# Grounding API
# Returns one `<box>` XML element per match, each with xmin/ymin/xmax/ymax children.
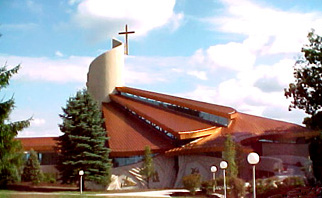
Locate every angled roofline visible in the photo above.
<box><xmin>116</xmin><ymin>87</ymin><xmax>237</xmax><ymax>119</ymax></box>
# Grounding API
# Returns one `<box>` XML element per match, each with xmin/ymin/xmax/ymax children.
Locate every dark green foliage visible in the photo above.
<box><xmin>284</xmin><ymin>30</ymin><xmax>322</xmax><ymax>130</ymax></box>
<box><xmin>223</xmin><ymin>134</ymin><xmax>238</xmax><ymax>177</ymax></box>
<box><xmin>201</xmin><ymin>180</ymin><xmax>216</xmax><ymax>195</ymax></box>
<box><xmin>249</xmin><ymin>176</ymin><xmax>305</xmax><ymax>195</ymax></box>
<box><xmin>182</xmin><ymin>173</ymin><xmax>201</xmax><ymax>195</ymax></box>
<box><xmin>309</xmin><ymin>133</ymin><xmax>322</xmax><ymax>183</ymax></box>
<box><xmin>214</xmin><ymin>176</ymin><xmax>245</xmax><ymax>197</ymax></box>
<box><xmin>57</xmin><ymin>89</ymin><xmax>111</xmax><ymax>186</ymax></box>
<box><xmin>140</xmin><ymin>146</ymin><xmax>154</xmax><ymax>188</ymax></box>
<box><xmin>0</xmin><ymin>65</ymin><xmax>30</xmax><ymax>188</ymax></box>
<box><xmin>303</xmin><ymin>111</ymin><xmax>322</xmax><ymax>130</ymax></box>
<box><xmin>42</xmin><ymin>173</ymin><xmax>57</xmax><ymax>184</ymax></box>
<box><xmin>284</xmin><ymin>30</ymin><xmax>322</xmax><ymax>183</ymax></box>
<box><xmin>22</xmin><ymin>149</ymin><xmax>43</xmax><ymax>184</ymax></box>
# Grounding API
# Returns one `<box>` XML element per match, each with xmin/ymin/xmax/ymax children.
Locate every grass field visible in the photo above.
<box><xmin>0</xmin><ymin>190</ymin><xmax>193</xmax><ymax>198</ymax></box>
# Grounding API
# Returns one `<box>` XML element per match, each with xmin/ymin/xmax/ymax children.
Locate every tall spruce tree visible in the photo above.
<box><xmin>0</xmin><ymin>65</ymin><xmax>30</xmax><ymax>187</ymax></box>
<box><xmin>57</xmin><ymin>89</ymin><xmax>111</xmax><ymax>186</ymax></box>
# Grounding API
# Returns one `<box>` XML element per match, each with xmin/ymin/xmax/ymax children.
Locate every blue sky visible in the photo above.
<box><xmin>1</xmin><ymin>0</ymin><xmax>322</xmax><ymax>137</ymax></box>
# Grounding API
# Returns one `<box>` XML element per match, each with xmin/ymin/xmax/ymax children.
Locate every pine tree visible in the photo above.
<box><xmin>57</xmin><ymin>89</ymin><xmax>111</xmax><ymax>186</ymax></box>
<box><xmin>22</xmin><ymin>149</ymin><xmax>43</xmax><ymax>184</ymax></box>
<box><xmin>0</xmin><ymin>65</ymin><xmax>30</xmax><ymax>188</ymax></box>
<box><xmin>223</xmin><ymin>134</ymin><xmax>238</xmax><ymax>178</ymax></box>
<box><xmin>140</xmin><ymin>145</ymin><xmax>155</xmax><ymax>188</ymax></box>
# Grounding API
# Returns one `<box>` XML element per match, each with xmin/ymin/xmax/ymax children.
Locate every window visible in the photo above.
<box><xmin>120</xmin><ymin>91</ymin><xmax>229</xmax><ymax>127</ymax></box>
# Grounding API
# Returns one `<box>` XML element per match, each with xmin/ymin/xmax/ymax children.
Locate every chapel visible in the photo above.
<box><xmin>18</xmin><ymin>38</ymin><xmax>317</xmax><ymax>188</ymax></box>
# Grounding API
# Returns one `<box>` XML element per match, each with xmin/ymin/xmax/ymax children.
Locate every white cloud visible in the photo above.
<box><xmin>55</xmin><ymin>51</ymin><xmax>64</xmax><ymax>57</ymax></box>
<box><xmin>124</xmin><ymin>55</ymin><xmax>189</xmax><ymax>85</ymax></box>
<box><xmin>210</xmin><ymin>0</ymin><xmax>322</xmax><ymax>55</ymax></box>
<box><xmin>31</xmin><ymin>118</ymin><xmax>46</xmax><ymax>126</ymax></box>
<box><xmin>71</xmin><ymin>0</ymin><xmax>183</xmax><ymax>42</ymax></box>
<box><xmin>187</xmin><ymin>70</ymin><xmax>207</xmax><ymax>80</ymax></box>
<box><xmin>206</xmin><ymin>42</ymin><xmax>256</xmax><ymax>71</ymax></box>
<box><xmin>0</xmin><ymin>55</ymin><xmax>93</xmax><ymax>83</ymax></box>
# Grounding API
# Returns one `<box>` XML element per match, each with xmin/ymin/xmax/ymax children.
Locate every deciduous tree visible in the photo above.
<box><xmin>285</xmin><ymin>29</ymin><xmax>322</xmax><ymax>183</ymax></box>
<box><xmin>284</xmin><ymin>29</ymin><xmax>322</xmax><ymax>130</ymax></box>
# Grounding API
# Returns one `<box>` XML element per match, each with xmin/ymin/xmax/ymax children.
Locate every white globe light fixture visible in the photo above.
<box><xmin>79</xmin><ymin>170</ymin><xmax>84</xmax><ymax>176</ymax></box>
<box><xmin>220</xmin><ymin>161</ymin><xmax>228</xmax><ymax>198</ymax></box>
<box><xmin>79</xmin><ymin>170</ymin><xmax>84</xmax><ymax>194</ymax></box>
<box><xmin>220</xmin><ymin>161</ymin><xmax>228</xmax><ymax>169</ymax></box>
<box><xmin>247</xmin><ymin>152</ymin><xmax>260</xmax><ymax>198</ymax></box>
<box><xmin>210</xmin><ymin>165</ymin><xmax>217</xmax><ymax>193</ymax></box>
<box><xmin>211</xmin><ymin>165</ymin><xmax>217</xmax><ymax>173</ymax></box>
<box><xmin>247</xmin><ymin>152</ymin><xmax>260</xmax><ymax>165</ymax></box>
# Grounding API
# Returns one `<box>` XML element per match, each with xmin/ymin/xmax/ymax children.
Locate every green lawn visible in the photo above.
<box><xmin>0</xmin><ymin>190</ymin><xmax>189</xmax><ymax>198</ymax></box>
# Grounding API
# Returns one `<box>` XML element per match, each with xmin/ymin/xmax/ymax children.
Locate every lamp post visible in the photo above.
<box><xmin>79</xmin><ymin>170</ymin><xmax>84</xmax><ymax>194</ymax></box>
<box><xmin>247</xmin><ymin>152</ymin><xmax>260</xmax><ymax>198</ymax></box>
<box><xmin>220</xmin><ymin>161</ymin><xmax>228</xmax><ymax>198</ymax></box>
<box><xmin>210</xmin><ymin>165</ymin><xmax>217</xmax><ymax>193</ymax></box>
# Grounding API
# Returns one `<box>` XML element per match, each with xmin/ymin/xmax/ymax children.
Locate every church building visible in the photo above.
<box><xmin>18</xmin><ymin>38</ymin><xmax>317</xmax><ymax>189</ymax></box>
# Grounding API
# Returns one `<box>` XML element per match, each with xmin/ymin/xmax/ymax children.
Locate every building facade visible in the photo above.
<box><xmin>19</xmin><ymin>39</ymin><xmax>318</xmax><ymax>189</ymax></box>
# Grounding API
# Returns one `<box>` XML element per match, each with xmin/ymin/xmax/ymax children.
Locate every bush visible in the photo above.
<box><xmin>282</xmin><ymin>176</ymin><xmax>305</xmax><ymax>187</ymax></box>
<box><xmin>249</xmin><ymin>176</ymin><xmax>306</xmax><ymax>195</ymax></box>
<box><xmin>206</xmin><ymin>177</ymin><xmax>245</xmax><ymax>197</ymax></box>
<box><xmin>229</xmin><ymin>177</ymin><xmax>246</xmax><ymax>197</ymax></box>
<box><xmin>201</xmin><ymin>179</ymin><xmax>216</xmax><ymax>195</ymax></box>
<box><xmin>42</xmin><ymin>173</ymin><xmax>57</xmax><ymax>183</ymax></box>
<box><xmin>182</xmin><ymin>173</ymin><xmax>201</xmax><ymax>195</ymax></box>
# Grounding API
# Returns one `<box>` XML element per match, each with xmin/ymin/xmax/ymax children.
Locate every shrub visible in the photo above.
<box><xmin>21</xmin><ymin>149</ymin><xmax>43</xmax><ymax>185</ymax></box>
<box><xmin>282</xmin><ymin>176</ymin><xmax>305</xmax><ymax>187</ymax></box>
<box><xmin>209</xmin><ymin>176</ymin><xmax>245</xmax><ymax>197</ymax></box>
<box><xmin>182</xmin><ymin>173</ymin><xmax>201</xmax><ymax>195</ymax></box>
<box><xmin>43</xmin><ymin>173</ymin><xmax>57</xmax><ymax>183</ymax></box>
<box><xmin>229</xmin><ymin>177</ymin><xmax>246</xmax><ymax>197</ymax></box>
<box><xmin>201</xmin><ymin>179</ymin><xmax>216</xmax><ymax>195</ymax></box>
<box><xmin>249</xmin><ymin>176</ymin><xmax>306</xmax><ymax>195</ymax></box>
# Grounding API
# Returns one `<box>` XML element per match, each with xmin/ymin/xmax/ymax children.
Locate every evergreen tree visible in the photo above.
<box><xmin>223</xmin><ymin>134</ymin><xmax>238</xmax><ymax>178</ymax></box>
<box><xmin>140</xmin><ymin>146</ymin><xmax>155</xmax><ymax>188</ymax></box>
<box><xmin>22</xmin><ymin>149</ymin><xmax>43</xmax><ymax>184</ymax></box>
<box><xmin>0</xmin><ymin>65</ymin><xmax>30</xmax><ymax>188</ymax></box>
<box><xmin>57</xmin><ymin>89</ymin><xmax>111</xmax><ymax>186</ymax></box>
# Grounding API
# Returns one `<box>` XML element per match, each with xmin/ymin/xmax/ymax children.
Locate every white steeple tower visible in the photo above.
<box><xmin>86</xmin><ymin>39</ymin><xmax>124</xmax><ymax>105</ymax></box>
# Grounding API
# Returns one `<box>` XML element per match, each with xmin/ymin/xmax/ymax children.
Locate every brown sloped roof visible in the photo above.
<box><xmin>222</xmin><ymin>113</ymin><xmax>308</xmax><ymax>135</ymax></box>
<box><xmin>102</xmin><ymin>102</ymin><xmax>175</xmax><ymax>157</ymax></box>
<box><xmin>166</xmin><ymin>112</ymin><xmax>315</xmax><ymax>155</ymax></box>
<box><xmin>116</xmin><ymin>87</ymin><xmax>237</xmax><ymax>119</ymax></box>
<box><xmin>110</xmin><ymin>94</ymin><xmax>217</xmax><ymax>139</ymax></box>
<box><xmin>17</xmin><ymin>137</ymin><xmax>57</xmax><ymax>152</ymax></box>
